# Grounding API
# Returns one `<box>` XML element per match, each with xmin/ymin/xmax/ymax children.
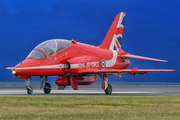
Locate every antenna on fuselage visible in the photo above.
<box><xmin>75</xmin><ymin>38</ymin><xmax>78</xmax><ymax>42</ymax></box>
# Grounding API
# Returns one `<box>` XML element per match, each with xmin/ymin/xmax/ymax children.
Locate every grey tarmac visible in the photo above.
<box><xmin>0</xmin><ymin>85</ymin><xmax>180</xmax><ymax>96</ymax></box>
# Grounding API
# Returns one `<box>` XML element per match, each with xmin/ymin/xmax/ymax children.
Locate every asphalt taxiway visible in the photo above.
<box><xmin>0</xmin><ymin>85</ymin><xmax>180</xmax><ymax>96</ymax></box>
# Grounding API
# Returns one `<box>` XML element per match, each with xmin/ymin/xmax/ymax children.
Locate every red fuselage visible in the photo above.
<box><xmin>14</xmin><ymin>40</ymin><xmax>130</xmax><ymax>78</ymax></box>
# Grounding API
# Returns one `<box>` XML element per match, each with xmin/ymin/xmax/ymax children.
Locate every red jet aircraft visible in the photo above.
<box><xmin>6</xmin><ymin>12</ymin><xmax>174</xmax><ymax>95</ymax></box>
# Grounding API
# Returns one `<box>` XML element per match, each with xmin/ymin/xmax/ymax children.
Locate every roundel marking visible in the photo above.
<box><xmin>101</xmin><ymin>59</ymin><xmax>106</xmax><ymax>69</ymax></box>
<box><xmin>60</xmin><ymin>64</ymin><xmax>62</xmax><ymax>70</ymax></box>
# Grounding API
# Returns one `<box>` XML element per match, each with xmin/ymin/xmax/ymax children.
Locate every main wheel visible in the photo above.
<box><xmin>27</xmin><ymin>86</ymin><xmax>33</xmax><ymax>95</ymax></box>
<box><xmin>43</xmin><ymin>83</ymin><xmax>51</xmax><ymax>94</ymax></box>
<box><xmin>105</xmin><ymin>84</ymin><xmax>112</xmax><ymax>95</ymax></box>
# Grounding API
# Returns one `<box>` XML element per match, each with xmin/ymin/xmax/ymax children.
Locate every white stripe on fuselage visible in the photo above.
<box><xmin>70</xmin><ymin>64</ymin><xmax>79</xmax><ymax>68</ymax></box>
<box><xmin>15</xmin><ymin>64</ymin><xmax>64</xmax><ymax>70</ymax></box>
<box><xmin>105</xmin><ymin>50</ymin><xmax>117</xmax><ymax>67</ymax></box>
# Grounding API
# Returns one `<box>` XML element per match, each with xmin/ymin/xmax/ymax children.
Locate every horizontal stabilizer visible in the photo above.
<box><xmin>120</xmin><ymin>54</ymin><xmax>168</xmax><ymax>62</ymax></box>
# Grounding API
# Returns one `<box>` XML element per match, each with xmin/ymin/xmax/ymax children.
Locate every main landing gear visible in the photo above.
<box><xmin>25</xmin><ymin>76</ymin><xmax>51</xmax><ymax>95</ymax></box>
<box><xmin>105</xmin><ymin>84</ymin><xmax>112</xmax><ymax>95</ymax></box>
<box><xmin>101</xmin><ymin>73</ymin><xmax>112</xmax><ymax>95</ymax></box>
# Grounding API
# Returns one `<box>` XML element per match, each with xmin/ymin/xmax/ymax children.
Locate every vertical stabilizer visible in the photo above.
<box><xmin>99</xmin><ymin>12</ymin><xmax>125</xmax><ymax>50</ymax></box>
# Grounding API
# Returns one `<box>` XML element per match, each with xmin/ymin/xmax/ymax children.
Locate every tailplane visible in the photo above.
<box><xmin>99</xmin><ymin>12</ymin><xmax>125</xmax><ymax>51</ymax></box>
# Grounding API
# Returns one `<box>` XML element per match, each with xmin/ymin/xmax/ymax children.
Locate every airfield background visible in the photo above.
<box><xmin>0</xmin><ymin>0</ymin><xmax>179</xmax><ymax>83</ymax></box>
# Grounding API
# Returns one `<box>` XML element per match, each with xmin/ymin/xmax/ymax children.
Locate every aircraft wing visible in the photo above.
<box><xmin>77</xmin><ymin>68</ymin><xmax>175</xmax><ymax>76</ymax></box>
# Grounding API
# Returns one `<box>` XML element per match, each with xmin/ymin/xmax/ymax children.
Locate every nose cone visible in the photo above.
<box><xmin>15</xmin><ymin>62</ymin><xmax>23</xmax><ymax>69</ymax></box>
<box><xmin>13</xmin><ymin>58</ymin><xmax>37</xmax><ymax>76</ymax></box>
<box><xmin>15</xmin><ymin>58</ymin><xmax>37</xmax><ymax>69</ymax></box>
<box><xmin>13</xmin><ymin>61</ymin><xmax>26</xmax><ymax>76</ymax></box>
<box><xmin>14</xmin><ymin>61</ymin><xmax>26</xmax><ymax>70</ymax></box>
<box><xmin>13</xmin><ymin>58</ymin><xmax>65</xmax><ymax>76</ymax></box>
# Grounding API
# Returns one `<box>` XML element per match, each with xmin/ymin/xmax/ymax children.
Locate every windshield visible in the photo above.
<box><xmin>56</xmin><ymin>40</ymin><xmax>71</xmax><ymax>52</ymax></box>
<box><xmin>28</xmin><ymin>50</ymin><xmax>46</xmax><ymax>60</ymax></box>
<box><xmin>27</xmin><ymin>39</ymin><xmax>71</xmax><ymax>59</ymax></box>
<box><xmin>37</xmin><ymin>40</ymin><xmax>56</xmax><ymax>56</ymax></box>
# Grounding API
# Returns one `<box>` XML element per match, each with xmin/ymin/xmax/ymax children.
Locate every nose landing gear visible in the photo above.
<box><xmin>27</xmin><ymin>86</ymin><xmax>33</xmax><ymax>94</ymax></box>
<box><xmin>25</xmin><ymin>76</ymin><xmax>51</xmax><ymax>95</ymax></box>
<box><xmin>25</xmin><ymin>79</ymin><xmax>33</xmax><ymax>95</ymax></box>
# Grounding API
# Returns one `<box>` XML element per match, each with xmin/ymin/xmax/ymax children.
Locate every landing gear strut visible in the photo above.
<box><xmin>40</xmin><ymin>76</ymin><xmax>51</xmax><ymax>94</ymax></box>
<box><xmin>25</xmin><ymin>79</ymin><xmax>33</xmax><ymax>95</ymax></box>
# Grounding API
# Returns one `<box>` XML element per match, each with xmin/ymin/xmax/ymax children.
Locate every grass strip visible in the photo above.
<box><xmin>0</xmin><ymin>95</ymin><xmax>180</xmax><ymax>120</ymax></box>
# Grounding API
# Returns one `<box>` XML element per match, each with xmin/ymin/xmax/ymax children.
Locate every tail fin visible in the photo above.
<box><xmin>99</xmin><ymin>12</ymin><xmax>125</xmax><ymax>51</ymax></box>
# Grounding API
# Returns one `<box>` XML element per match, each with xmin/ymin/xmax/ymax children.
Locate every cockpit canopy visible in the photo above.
<box><xmin>27</xmin><ymin>39</ymin><xmax>71</xmax><ymax>59</ymax></box>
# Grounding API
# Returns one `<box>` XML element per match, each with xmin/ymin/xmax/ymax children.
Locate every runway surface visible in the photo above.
<box><xmin>0</xmin><ymin>85</ymin><xmax>180</xmax><ymax>96</ymax></box>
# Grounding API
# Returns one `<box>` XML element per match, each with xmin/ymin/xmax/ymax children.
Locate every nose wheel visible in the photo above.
<box><xmin>27</xmin><ymin>86</ymin><xmax>33</xmax><ymax>94</ymax></box>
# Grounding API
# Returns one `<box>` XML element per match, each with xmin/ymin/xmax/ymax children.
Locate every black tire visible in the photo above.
<box><xmin>27</xmin><ymin>86</ymin><xmax>33</xmax><ymax>95</ymax></box>
<box><xmin>105</xmin><ymin>84</ymin><xmax>112</xmax><ymax>95</ymax></box>
<box><xmin>43</xmin><ymin>83</ymin><xmax>51</xmax><ymax>94</ymax></box>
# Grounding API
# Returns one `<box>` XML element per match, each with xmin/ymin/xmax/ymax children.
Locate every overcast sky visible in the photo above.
<box><xmin>0</xmin><ymin>0</ymin><xmax>179</xmax><ymax>82</ymax></box>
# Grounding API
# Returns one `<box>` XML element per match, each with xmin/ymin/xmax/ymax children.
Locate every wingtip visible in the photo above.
<box><xmin>164</xmin><ymin>69</ymin><xmax>176</xmax><ymax>72</ymax></box>
<box><xmin>160</xmin><ymin>60</ymin><xmax>168</xmax><ymax>62</ymax></box>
